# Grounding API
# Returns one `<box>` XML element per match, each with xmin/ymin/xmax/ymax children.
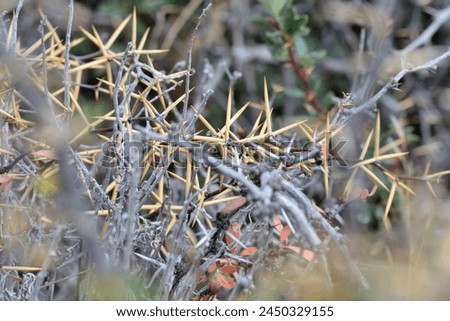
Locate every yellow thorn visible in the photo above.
<box><xmin>351</xmin><ymin>152</ymin><xmax>409</xmax><ymax>168</ymax></box>
<box><xmin>263</xmin><ymin>77</ymin><xmax>272</xmax><ymax>135</ymax></box>
<box><xmin>383</xmin><ymin>181</ymin><xmax>397</xmax><ymax>232</ymax></box>
<box><xmin>225</xmin><ymin>88</ymin><xmax>232</xmax><ymax>142</ymax></box>
<box><xmin>132</xmin><ymin>7</ymin><xmax>137</xmax><ymax>49</ymax></box>
<box><xmin>359</xmin><ymin>165</ymin><xmax>390</xmax><ymax>192</ymax></box>
<box><xmin>360</xmin><ymin>130</ymin><xmax>374</xmax><ymax>160</ymax></box>
<box><xmin>105</xmin><ymin>14</ymin><xmax>132</xmax><ymax>49</ymax></box>
<box><xmin>374</xmin><ymin>111</ymin><xmax>380</xmax><ymax>158</ymax></box>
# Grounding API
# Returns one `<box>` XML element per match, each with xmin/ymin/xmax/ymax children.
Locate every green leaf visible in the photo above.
<box><xmin>269</xmin><ymin>44</ymin><xmax>288</xmax><ymax>61</ymax></box>
<box><xmin>284</xmin><ymin>87</ymin><xmax>305</xmax><ymax>99</ymax></box>
<box><xmin>310</xmin><ymin>49</ymin><xmax>327</xmax><ymax>61</ymax></box>
<box><xmin>259</xmin><ymin>0</ymin><xmax>288</xmax><ymax>19</ymax></box>
<box><xmin>265</xmin><ymin>30</ymin><xmax>283</xmax><ymax>44</ymax></box>
<box><xmin>293</xmin><ymin>35</ymin><xmax>308</xmax><ymax>56</ymax></box>
<box><xmin>280</xmin><ymin>7</ymin><xmax>308</xmax><ymax>36</ymax></box>
<box><xmin>280</xmin><ymin>7</ymin><xmax>299</xmax><ymax>35</ymax></box>
<box><xmin>298</xmin><ymin>55</ymin><xmax>315</xmax><ymax>68</ymax></box>
<box><xmin>265</xmin><ymin>31</ymin><xmax>287</xmax><ymax>60</ymax></box>
<box><xmin>280</xmin><ymin>7</ymin><xmax>310</xmax><ymax>36</ymax></box>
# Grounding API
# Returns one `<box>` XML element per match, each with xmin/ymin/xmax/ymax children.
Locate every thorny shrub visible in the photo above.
<box><xmin>1</xmin><ymin>1</ymin><xmax>450</xmax><ymax>300</ymax></box>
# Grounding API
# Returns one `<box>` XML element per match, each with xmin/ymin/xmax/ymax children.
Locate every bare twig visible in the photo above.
<box><xmin>9</xmin><ymin>0</ymin><xmax>23</xmax><ymax>53</ymax></box>
<box><xmin>181</xmin><ymin>3</ymin><xmax>212</xmax><ymax>127</ymax></box>
<box><xmin>331</xmin><ymin>46</ymin><xmax>450</xmax><ymax>128</ymax></box>
<box><xmin>63</xmin><ymin>0</ymin><xmax>74</xmax><ymax>116</ymax></box>
<box><xmin>399</xmin><ymin>6</ymin><xmax>450</xmax><ymax>56</ymax></box>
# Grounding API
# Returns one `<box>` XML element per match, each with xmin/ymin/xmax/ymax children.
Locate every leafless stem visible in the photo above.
<box><xmin>63</xmin><ymin>0</ymin><xmax>74</xmax><ymax>117</ymax></box>
<box><xmin>331</xmin><ymin>46</ymin><xmax>450</xmax><ymax>128</ymax></box>
<box><xmin>9</xmin><ymin>0</ymin><xmax>23</xmax><ymax>53</ymax></box>
<box><xmin>399</xmin><ymin>6</ymin><xmax>450</xmax><ymax>56</ymax></box>
<box><xmin>181</xmin><ymin>3</ymin><xmax>212</xmax><ymax>128</ymax></box>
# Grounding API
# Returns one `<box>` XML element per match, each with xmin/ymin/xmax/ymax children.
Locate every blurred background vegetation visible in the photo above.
<box><xmin>1</xmin><ymin>0</ymin><xmax>450</xmax><ymax>300</ymax></box>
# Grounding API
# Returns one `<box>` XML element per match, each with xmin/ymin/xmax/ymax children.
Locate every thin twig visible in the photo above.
<box><xmin>331</xmin><ymin>46</ymin><xmax>450</xmax><ymax>128</ymax></box>
<box><xmin>181</xmin><ymin>3</ymin><xmax>212</xmax><ymax>127</ymax></box>
<box><xmin>399</xmin><ymin>6</ymin><xmax>450</xmax><ymax>56</ymax></box>
<box><xmin>9</xmin><ymin>0</ymin><xmax>24</xmax><ymax>53</ymax></box>
<box><xmin>63</xmin><ymin>0</ymin><xmax>74</xmax><ymax>117</ymax></box>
